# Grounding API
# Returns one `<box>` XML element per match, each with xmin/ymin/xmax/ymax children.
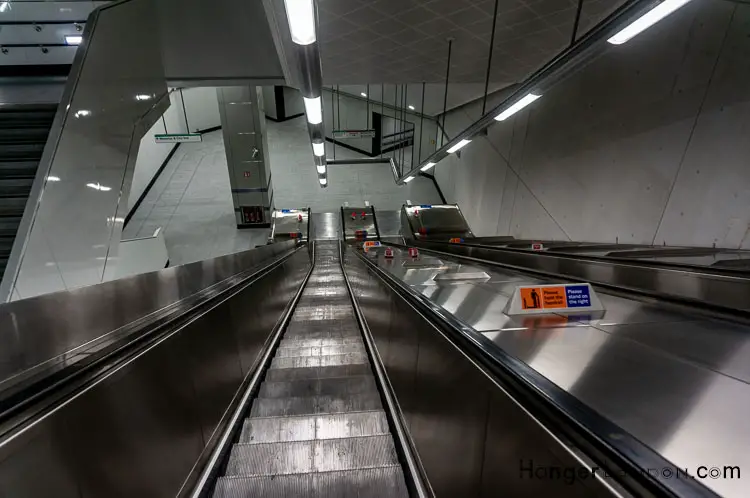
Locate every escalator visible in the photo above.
<box><xmin>0</xmin><ymin>103</ymin><xmax>57</xmax><ymax>277</ymax></box>
<box><xmin>212</xmin><ymin>240</ymin><xmax>408</xmax><ymax>496</ymax></box>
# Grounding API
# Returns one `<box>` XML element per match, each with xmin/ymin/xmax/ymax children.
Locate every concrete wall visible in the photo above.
<box><xmin>435</xmin><ymin>1</ymin><xmax>750</xmax><ymax>249</ymax></box>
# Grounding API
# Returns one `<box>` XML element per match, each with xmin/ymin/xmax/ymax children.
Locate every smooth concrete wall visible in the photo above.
<box><xmin>435</xmin><ymin>1</ymin><xmax>750</xmax><ymax>249</ymax></box>
<box><xmin>183</xmin><ymin>87</ymin><xmax>221</xmax><ymax>132</ymax></box>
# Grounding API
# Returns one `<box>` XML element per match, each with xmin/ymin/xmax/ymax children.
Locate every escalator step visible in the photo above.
<box><xmin>264</xmin><ymin>364</ymin><xmax>371</xmax><ymax>382</ymax></box>
<box><xmin>270</xmin><ymin>352</ymin><xmax>369</xmax><ymax>369</ymax></box>
<box><xmin>285</xmin><ymin>319</ymin><xmax>359</xmax><ymax>336</ymax></box>
<box><xmin>239</xmin><ymin>411</ymin><xmax>390</xmax><ymax>444</ymax></box>
<box><xmin>257</xmin><ymin>375</ymin><xmax>377</xmax><ymax>399</ymax></box>
<box><xmin>249</xmin><ymin>393</ymin><xmax>382</xmax><ymax>418</ymax></box>
<box><xmin>212</xmin><ymin>466</ymin><xmax>408</xmax><ymax>498</ymax></box>
<box><xmin>279</xmin><ymin>337</ymin><xmax>362</xmax><ymax>348</ymax></box>
<box><xmin>274</xmin><ymin>343</ymin><xmax>366</xmax><ymax>358</ymax></box>
<box><xmin>223</xmin><ymin>435</ymin><xmax>400</xmax><ymax>477</ymax></box>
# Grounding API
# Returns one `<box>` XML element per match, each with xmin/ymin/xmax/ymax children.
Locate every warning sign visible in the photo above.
<box><xmin>506</xmin><ymin>283</ymin><xmax>603</xmax><ymax>315</ymax></box>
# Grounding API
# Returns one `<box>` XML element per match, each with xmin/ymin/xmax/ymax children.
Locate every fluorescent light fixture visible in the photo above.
<box><xmin>86</xmin><ymin>182</ymin><xmax>111</xmax><ymax>192</ymax></box>
<box><xmin>0</xmin><ymin>2</ymin><xmax>10</xmax><ymax>14</ymax></box>
<box><xmin>283</xmin><ymin>0</ymin><xmax>316</xmax><ymax>45</ymax></box>
<box><xmin>360</xmin><ymin>92</ymin><xmax>367</xmax><ymax>97</ymax></box>
<box><xmin>403</xmin><ymin>176</ymin><xmax>415</xmax><ymax>183</ymax></box>
<box><xmin>494</xmin><ymin>93</ymin><xmax>541</xmax><ymax>121</ymax></box>
<box><xmin>312</xmin><ymin>142</ymin><xmax>325</xmax><ymax>157</ymax></box>
<box><xmin>408</xmin><ymin>105</ymin><xmax>415</xmax><ymax>110</ymax></box>
<box><xmin>74</xmin><ymin>109</ymin><xmax>90</xmax><ymax>118</ymax></box>
<box><xmin>316</xmin><ymin>164</ymin><xmax>326</xmax><ymax>174</ymax></box>
<box><xmin>319</xmin><ymin>177</ymin><xmax>328</xmax><ymax>185</ymax></box>
<box><xmin>608</xmin><ymin>0</ymin><xmax>692</xmax><ymax>45</ymax></box>
<box><xmin>447</xmin><ymin>139</ymin><xmax>471</xmax><ymax>154</ymax></box>
<box><xmin>47</xmin><ymin>175</ymin><xmax>61</xmax><ymax>182</ymax></box>
<box><xmin>303</xmin><ymin>96</ymin><xmax>322</xmax><ymax>124</ymax></box>
<box><xmin>420</xmin><ymin>162</ymin><xmax>436</xmax><ymax>172</ymax></box>
<box><xmin>65</xmin><ymin>35</ymin><xmax>83</xmax><ymax>45</ymax></box>
<box><xmin>135</xmin><ymin>94</ymin><xmax>152</xmax><ymax>101</ymax></box>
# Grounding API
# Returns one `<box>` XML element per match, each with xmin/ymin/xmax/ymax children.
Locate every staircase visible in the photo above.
<box><xmin>0</xmin><ymin>104</ymin><xmax>57</xmax><ymax>278</ymax></box>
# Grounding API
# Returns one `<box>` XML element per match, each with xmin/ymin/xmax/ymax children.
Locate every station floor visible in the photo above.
<box><xmin>122</xmin><ymin>116</ymin><xmax>440</xmax><ymax>266</ymax></box>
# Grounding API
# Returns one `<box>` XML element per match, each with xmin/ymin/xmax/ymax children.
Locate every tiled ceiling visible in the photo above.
<box><xmin>316</xmin><ymin>0</ymin><xmax>628</xmax><ymax>84</ymax></box>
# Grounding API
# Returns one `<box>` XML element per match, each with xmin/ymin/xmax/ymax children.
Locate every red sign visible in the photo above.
<box><xmin>408</xmin><ymin>247</ymin><xmax>419</xmax><ymax>258</ymax></box>
<box><xmin>449</xmin><ymin>237</ymin><xmax>464</xmax><ymax>243</ymax></box>
<box><xmin>384</xmin><ymin>247</ymin><xmax>394</xmax><ymax>259</ymax></box>
<box><xmin>243</xmin><ymin>171</ymin><xmax>251</xmax><ymax>178</ymax></box>
<box><xmin>531</xmin><ymin>243</ymin><xmax>544</xmax><ymax>251</ymax></box>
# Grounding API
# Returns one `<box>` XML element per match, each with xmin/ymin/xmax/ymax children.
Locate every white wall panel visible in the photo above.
<box><xmin>183</xmin><ymin>87</ymin><xmax>221</xmax><ymax>132</ymax></box>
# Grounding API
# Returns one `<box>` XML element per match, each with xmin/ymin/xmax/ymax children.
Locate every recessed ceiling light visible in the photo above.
<box><xmin>408</xmin><ymin>105</ymin><xmax>415</xmax><ymax>110</ymax></box>
<box><xmin>360</xmin><ymin>92</ymin><xmax>367</xmax><ymax>97</ymax></box>
<box><xmin>65</xmin><ymin>35</ymin><xmax>83</xmax><ymax>45</ymax></box>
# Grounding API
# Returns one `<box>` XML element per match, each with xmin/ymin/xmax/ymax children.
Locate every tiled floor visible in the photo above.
<box><xmin>123</xmin><ymin>117</ymin><xmax>440</xmax><ymax>266</ymax></box>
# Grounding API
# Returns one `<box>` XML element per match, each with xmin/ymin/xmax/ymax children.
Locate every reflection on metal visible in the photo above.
<box><xmin>310</xmin><ymin>212</ymin><xmax>340</xmax><ymax>240</ymax></box>
<box><xmin>401</xmin><ymin>204</ymin><xmax>474</xmax><ymax>241</ymax></box>
<box><xmin>269</xmin><ymin>208</ymin><xmax>311</xmax><ymax>243</ymax></box>
<box><xmin>327</xmin><ymin>157</ymin><xmax>400</xmax><ymax>184</ymax></box>
<box><xmin>340</xmin><ymin>205</ymin><xmax>377</xmax><ymax>242</ymax></box>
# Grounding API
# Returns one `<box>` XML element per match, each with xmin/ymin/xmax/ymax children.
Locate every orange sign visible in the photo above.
<box><xmin>520</xmin><ymin>286</ymin><xmax>566</xmax><ymax>310</ymax></box>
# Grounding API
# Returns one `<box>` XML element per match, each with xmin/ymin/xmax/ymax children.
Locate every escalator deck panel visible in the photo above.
<box><xmin>213</xmin><ymin>242</ymin><xmax>408</xmax><ymax>497</ymax></box>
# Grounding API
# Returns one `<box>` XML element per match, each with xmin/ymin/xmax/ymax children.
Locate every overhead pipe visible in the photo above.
<box><xmin>397</xmin><ymin>0</ymin><xmax>662</xmax><ymax>185</ymax></box>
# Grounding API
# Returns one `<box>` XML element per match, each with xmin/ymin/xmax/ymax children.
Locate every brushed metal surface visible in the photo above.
<box><xmin>273</xmin><ymin>344</ymin><xmax>367</xmax><ymax>358</ymax></box>
<box><xmin>279</xmin><ymin>337</ymin><xmax>363</xmax><ymax>348</ymax></box>
<box><xmin>0</xmin><ymin>240</ymin><xmax>297</xmax><ymax>397</ymax></box>
<box><xmin>240</xmin><ymin>411</ymin><xmax>389</xmax><ymax>443</ymax></box>
<box><xmin>0</xmin><ymin>247</ymin><xmax>311</xmax><ymax>498</ymax></box>
<box><xmin>258</xmin><ymin>375</ymin><xmax>376</xmax><ymax>398</ymax></box>
<box><xmin>224</xmin><ymin>436</ymin><xmax>399</xmax><ymax>477</ymax></box>
<box><xmin>343</xmin><ymin>246</ymin><xmax>623</xmax><ymax>497</ymax></box>
<box><xmin>212</xmin><ymin>467</ymin><xmax>408</xmax><ymax>498</ymax></box>
<box><xmin>270</xmin><ymin>353</ymin><xmax>370</xmax><ymax>369</ymax></box>
<box><xmin>310</xmin><ymin>212</ymin><xmax>340</xmax><ymax>240</ymax></box>
<box><xmin>264</xmin><ymin>364</ymin><xmax>372</xmax><ymax>383</ymax></box>
<box><xmin>249</xmin><ymin>393</ymin><xmax>383</xmax><ymax>418</ymax></box>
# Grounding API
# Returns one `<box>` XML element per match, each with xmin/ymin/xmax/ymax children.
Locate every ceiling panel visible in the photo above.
<box><xmin>315</xmin><ymin>0</ymin><xmax>630</xmax><ymax>84</ymax></box>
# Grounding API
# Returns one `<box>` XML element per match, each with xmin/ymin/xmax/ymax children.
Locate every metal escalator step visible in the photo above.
<box><xmin>240</xmin><ymin>410</ymin><xmax>390</xmax><ymax>444</ymax></box>
<box><xmin>258</xmin><ymin>375</ymin><xmax>376</xmax><ymax>399</ymax></box>
<box><xmin>285</xmin><ymin>318</ymin><xmax>359</xmax><ymax>334</ymax></box>
<box><xmin>264</xmin><ymin>364</ymin><xmax>371</xmax><ymax>382</ymax></box>
<box><xmin>270</xmin><ymin>353</ymin><xmax>369</xmax><ymax>370</ymax></box>
<box><xmin>0</xmin><ymin>161</ymin><xmax>38</xmax><ymax>178</ymax></box>
<box><xmin>249</xmin><ymin>393</ymin><xmax>382</xmax><ymax>418</ymax></box>
<box><xmin>274</xmin><ymin>343</ymin><xmax>366</xmax><ymax>358</ymax></box>
<box><xmin>296</xmin><ymin>295</ymin><xmax>352</xmax><ymax>307</ymax></box>
<box><xmin>213</xmin><ymin>466</ymin><xmax>408</xmax><ymax>498</ymax></box>
<box><xmin>291</xmin><ymin>306</ymin><xmax>355</xmax><ymax>321</ymax></box>
<box><xmin>0</xmin><ymin>198</ymin><xmax>28</xmax><ymax>216</ymax></box>
<box><xmin>279</xmin><ymin>337</ymin><xmax>362</xmax><ymax>348</ymax></box>
<box><xmin>224</xmin><ymin>435</ymin><xmax>399</xmax><ymax>477</ymax></box>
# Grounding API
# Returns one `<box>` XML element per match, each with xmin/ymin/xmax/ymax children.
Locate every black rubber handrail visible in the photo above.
<box><xmin>350</xmin><ymin>247</ymin><xmax>720</xmax><ymax>498</ymax></box>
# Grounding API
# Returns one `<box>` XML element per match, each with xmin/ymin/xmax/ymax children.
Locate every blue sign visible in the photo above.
<box><xmin>565</xmin><ymin>285</ymin><xmax>591</xmax><ymax>307</ymax></box>
<box><xmin>281</xmin><ymin>209</ymin><xmax>291</xmax><ymax>213</ymax></box>
<box><xmin>420</xmin><ymin>205</ymin><xmax>432</xmax><ymax>208</ymax></box>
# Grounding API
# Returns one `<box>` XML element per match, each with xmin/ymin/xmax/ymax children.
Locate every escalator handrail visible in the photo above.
<box><xmin>349</xmin><ymin>247</ymin><xmax>720</xmax><ymax>498</ymax></box>
<box><xmin>0</xmin><ymin>243</ymin><xmax>305</xmax><ymax>439</ymax></box>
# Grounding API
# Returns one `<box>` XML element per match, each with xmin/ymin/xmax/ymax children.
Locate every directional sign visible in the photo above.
<box><xmin>531</xmin><ymin>242</ymin><xmax>544</xmax><ymax>251</ymax></box>
<box><xmin>504</xmin><ymin>283</ymin><xmax>603</xmax><ymax>315</ymax></box>
<box><xmin>333</xmin><ymin>130</ymin><xmax>376</xmax><ymax>139</ymax></box>
<box><xmin>363</xmin><ymin>241</ymin><xmax>382</xmax><ymax>253</ymax></box>
<box><xmin>155</xmin><ymin>133</ymin><xmax>202</xmax><ymax>143</ymax></box>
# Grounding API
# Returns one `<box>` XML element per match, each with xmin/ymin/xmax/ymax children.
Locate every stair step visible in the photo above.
<box><xmin>212</xmin><ymin>467</ymin><xmax>408</xmax><ymax>497</ymax></box>
<box><xmin>279</xmin><ymin>337</ymin><xmax>362</xmax><ymax>349</ymax></box>
<box><xmin>258</xmin><ymin>375</ymin><xmax>376</xmax><ymax>399</ymax></box>
<box><xmin>264</xmin><ymin>364</ymin><xmax>371</xmax><ymax>382</ymax></box>
<box><xmin>274</xmin><ymin>343</ymin><xmax>365</xmax><ymax>358</ymax></box>
<box><xmin>0</xmin><ymin>198</ymin><xmax>28</xmax><ymax>216</ymax></box>
<box><xmin>223</xmin><ymin>435</ymin><xmax>399</xmax><ymax>477</ymax></box>
<box><xmin>0</xmin><ymin>178</ymin><xmax>33</xmax><ymax>197</ymax></box>
<box><xmin>270</xmin><ymin>353</ymin><xmax>369</xmax><ymax>370</ymax></box>
<box><xmin>240</xmin><ymin>410</ymin><xmax>389</xmax><ymax>444</ymax></box>
<box><xmin>0</xmin><ymin>161</ymin><xmax>39</xmax><ymax>178</ymax></box>
<box><xmin>249</xmin><ymin>393</ymin><xmax>382</xmax><ymax>418</ymax></box>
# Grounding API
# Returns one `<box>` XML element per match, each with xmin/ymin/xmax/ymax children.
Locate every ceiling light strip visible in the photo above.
<box><xmin>283</xmin><ymin>0</ymin><xmax>327</xmax><ymax>187</ymax></box>
<box><xmin>395</xmin><ymin>0</ymin><xmax>659</xmax><ymax>184</ymax></box>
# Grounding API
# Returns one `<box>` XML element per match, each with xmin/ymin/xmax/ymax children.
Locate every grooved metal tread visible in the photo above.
<box><xmin>240</xmin><ymin>410</ymin><xmax>390</xmax><ymax>444</ymax></box>
<box><xmin>270</xmin><ymin>353</ymin><xmax>369</xmax><ymax>369</ymax></box>
<box><xmin>258</xmin><ymin>375</ymin><xmax>376</xmax><ymax>398</ymax></box>
<box><xmin>213</xmin><ymin>467</ymin><xmax>408</xmax><ymax>497</ymax></box>
<box><xmin>249</xmin><ymin>392</ymin><xmax>383</xmax><ymax>418</ymax></box>
<box><xmin>224</xmin><ymin>435</ymin><xmax>400</xmax><ymax>477</ymax></box>
<box><xmin>264</xmin><ymin>364</ymin><xmax>373</xmax><ymax>382</ymax></box>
